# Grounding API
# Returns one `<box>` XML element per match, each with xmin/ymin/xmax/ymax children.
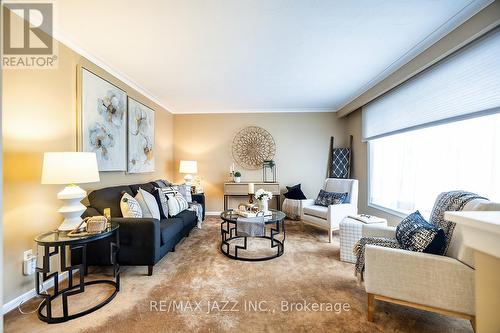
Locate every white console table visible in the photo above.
<box><xmin>223</xmin><ymin>182</ymin><xmax>280</xmax><ymax>211</ymax></box>
<box><xmin>444</xmin><ymin>211</ymin><xmax>500</xmax><ymax>333</ymax></box>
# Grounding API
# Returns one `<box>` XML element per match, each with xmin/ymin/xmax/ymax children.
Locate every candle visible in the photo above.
<box><xmin>248</xmin><ymin>183</ymin><xmax>255</xmax><ymax>194</ymax></box>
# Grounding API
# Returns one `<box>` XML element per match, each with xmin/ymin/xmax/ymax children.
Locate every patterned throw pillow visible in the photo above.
<box><xmin>172</xmin><ymin>184</ymin><xmax>192</xmax><ymax>203</ymax></box>
<box><xmin>120</xmin><ymin>192</ymin><xmax>143</xmax><ymax>218</ymax></box>
<box><xmin>396</xmin><ymin>211</ymin><xmax>446</xmax><ymax>254</ymax></box>
<box><xmin>135</xmin><ymin>188</ymin><xmax>160</xmax><ymax>219</ymax></box>
<box><xmin>165</xmin><ymin>190</ymin><xmax>189</xmax><ymax>217</ymax></box>
<box><xmin>314</xmin><ymin>190</ymin><xmax>348</xmax><ymax>207</ymax></box>
<box><xmin>153</xmin><ymin>187</ymin><xmax>169</xmax><ymax>218</ymax></box>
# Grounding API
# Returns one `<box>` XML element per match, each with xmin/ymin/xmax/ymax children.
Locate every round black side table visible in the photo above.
<box><xmin>34</xmin><ymin>223</ymin><xmax>120</xmax><ymax>323</ymax></box>
<box><xmin>220</xmin><ymin>209</ymin><xmax>286</xmax><ymax>261</ymax></box>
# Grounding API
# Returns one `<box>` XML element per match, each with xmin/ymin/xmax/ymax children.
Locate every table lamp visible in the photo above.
<box><xmin>179</xmin><ymin>160</ymin><xmax>197</xmax><ymax>185</ymax></box>
<box><xmin>41</xmin><ymin>152</ymin><xmax>100</xmax><ymax>231</ymax></box>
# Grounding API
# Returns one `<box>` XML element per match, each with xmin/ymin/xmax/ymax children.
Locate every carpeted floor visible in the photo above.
<box><xmin>5</xmin><ymin>217</ymin><xmax>473</xmax><ymax>333</ymax></box>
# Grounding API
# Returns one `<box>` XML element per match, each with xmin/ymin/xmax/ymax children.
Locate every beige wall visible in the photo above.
<box><xmin>2</xmin><ymin>40</ymin><xmax>174</xmax><ymax>303</ymax></box>
<box><xmin>173</xmin><ymin>113</ymin><xmax>349</xmax><ymax>212</ymax></box>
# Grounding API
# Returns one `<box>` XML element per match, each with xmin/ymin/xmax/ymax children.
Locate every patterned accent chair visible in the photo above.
<box><xmin>362</xmin><ymin>197</ymin><xmax>500</xmax><ymax>330</ymax></box>
<box><xmin>301</xmin><ymin>178</ymin><xmax>358</xmax><ymax>242</ymax></box>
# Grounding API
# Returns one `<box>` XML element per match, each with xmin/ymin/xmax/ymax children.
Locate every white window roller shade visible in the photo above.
<box><xmin>362</xmin><ymin>27</ymin><xmax>500</xmax><ymax>141</ymax></box>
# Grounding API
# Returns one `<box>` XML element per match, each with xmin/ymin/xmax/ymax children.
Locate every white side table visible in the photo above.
<box><xmin>339</xmin><ymin>215</ymin><xmax>387</xmax><ymax>263</ymax></box>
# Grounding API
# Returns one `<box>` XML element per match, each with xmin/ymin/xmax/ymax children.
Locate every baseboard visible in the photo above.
<box><xmin>2</xmin><ymin>271</ymin><xmax>68</xmax><ymax>315</ymax></box>
<box><xmin>206</xmin><ymin>211</ymin><xmax>222</xmax><ymax>216</ymax></box>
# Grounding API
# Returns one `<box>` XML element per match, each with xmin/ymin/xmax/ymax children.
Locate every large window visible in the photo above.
<box><xmin>369</xmin><ymin>113</ymin><xmax>500</xmax><ymax>218</ymax></box>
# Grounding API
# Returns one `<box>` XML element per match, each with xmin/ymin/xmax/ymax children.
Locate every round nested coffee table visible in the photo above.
<box><xmin>34</xmin><ymin>223</ymin><xmax>120</xmax><ymax>323</ymax></box>
<box><xmin>220</xmin><ymin>209</ymin><xmax>286</xmax><ymax>261</ymax></box>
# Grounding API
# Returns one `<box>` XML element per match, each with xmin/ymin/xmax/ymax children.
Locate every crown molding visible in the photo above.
<box><xmin>172</xmin><ymin>107</ymin><xmax>336</xmax><ymax>115</ymax></box>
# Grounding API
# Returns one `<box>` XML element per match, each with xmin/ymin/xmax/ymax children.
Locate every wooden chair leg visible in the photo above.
<box><xmin>367</xmin><ymin>293</ymin><xmax>375</xmax><ymax>322</ymax></box>
<box><xmin>148</xmin><ymin>265</ymin><xmax>153</xmax><ymax>276</ymax></box>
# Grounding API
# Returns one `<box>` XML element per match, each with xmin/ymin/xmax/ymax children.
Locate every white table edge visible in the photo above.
<box><xmin>445</xmin><ymin>211</ymin><xmax>500</xmax><ymax>259</ymax></box>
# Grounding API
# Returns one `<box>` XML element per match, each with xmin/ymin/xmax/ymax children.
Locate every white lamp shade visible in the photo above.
<box><xmin>41</xmin><ymin>152</ymin><xmax>100</xmax><ymax>184</ymax></box>
<box><xmin>179</xmin><ymin>160</ymin><xmax>198</xmax><ymax>174</ymax></box>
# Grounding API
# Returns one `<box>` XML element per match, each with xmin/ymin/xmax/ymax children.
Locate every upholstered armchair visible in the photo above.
<box><xmin>362</xmin><ymin>198</ymin><xmax>500</xmax><ymax>330</ymax></box>
<box><xmin>301</xmin><ymin>178</ymin><xmax>358</xmax><ymax>242</ymax></box>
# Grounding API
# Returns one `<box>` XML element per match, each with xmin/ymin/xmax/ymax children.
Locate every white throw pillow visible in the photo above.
<box><xmin>166</xmin><ymin>191</ymin><xmax>189</xmax><ymax>217</ymax></box>
<box><xmin>135</xmin><ymin>188</ymin><xmax>161</xmax><ymax>220</ymax></box>
<box><xmin>120</xmin><ymin>192</ymin><xmax>143</xmax><ymax>218</ymax></box>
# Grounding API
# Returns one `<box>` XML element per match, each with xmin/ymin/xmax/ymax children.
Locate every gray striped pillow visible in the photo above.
<box><xmin>165</xmin><ymin>190</ymin><xmax>189</xmax><ymax>217</ymax></box>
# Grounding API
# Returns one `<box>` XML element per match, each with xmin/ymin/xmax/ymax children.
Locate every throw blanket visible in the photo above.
<box><xmin>282</xmin><ymin>198</ymin><xmax>302</xmax><ymax>220</ymax></box>
<box><xmin>237</xmin><ymin>216</ymin><xmax>265</xmax><ymax>237</ymax></box>
<box><xmin>353</xmin><ymin>237</ymin><xmax>400</xmax><ymax>281</ymax></box>
<box><xmin>188</xmin><ymin>202</ymin><xmax>204</xmax><ymax>229</ymax></box>
<box><xmin>429</xmin><ymin>191</ymin><xmax>486</xmax><ymax>254</ymax></box>
<box><xmin>353</xmin><ymin>191</ymin><xmax>485</xmax><ymax>282</ymax></box>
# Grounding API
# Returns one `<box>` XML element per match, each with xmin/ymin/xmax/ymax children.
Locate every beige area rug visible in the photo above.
<box><xmin>5</xmin><ymin>217</ymin><xmax>473</xmax><ymax>333</ymax></box>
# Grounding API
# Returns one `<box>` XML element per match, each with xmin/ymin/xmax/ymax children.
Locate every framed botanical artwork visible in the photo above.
<box><xmin>127</xmin><ymin>97</ymin><xmax>155</xmax><ymax>173</ymax></box>
<box><xmin>79</xmin><ymin>67</ymin><xmax>127</xmax><ymax>171</ymax></box>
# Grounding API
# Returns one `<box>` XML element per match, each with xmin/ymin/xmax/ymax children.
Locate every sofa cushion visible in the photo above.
<box><xmin>303</xmin><ymin>205</ymin><xmax>328</xmax><ymax>219</ymax></box>
<box><xmin>153</xmin><ymin>179</ymin><xmax>172</xmax><ymax>188</ymax></box>
<box><xmin>88</xmin><ymin>185</ymin><xmax>133</xmax><ymax>217</ymax></box>
<box><xmin>174</xmin><ymin>209</ymin><xmax>198</xmax><ymax>228</ymax></box>
<box><xmin>130</xmin><ymin>182</ymin><xmax>156</xmax><ymax>195</ymax></box>
<box><xmin>160</xmin><ymin>218</ymin><xmax>184</xmax><ymax>245</ymax></box>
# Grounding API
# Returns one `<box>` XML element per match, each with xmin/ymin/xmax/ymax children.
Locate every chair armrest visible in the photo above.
<box><xmin>301</xmin><ymin>199</ymin><xmax>316</xmax><ymax>207</ymax></box>
<box><xmin>362</xmin><ymin>224</ymin><xmax>396</xmax><ymax>238</ymax></box>
<box><xmin>364</xmin><ymin>245</ymin><xmax>475</xmax><ymax>315</ymax></box>
<box><xmin>110</xmin><ymin>217</ymin><xmax>161</xmax><ymax>265</ymax></box>
<box><xmin>300</xmin><ymin>199</ymin><xmax>316</xmax><ymax>219</ymax></box>
<box><xmin>328</xmin><ymin>203</ymin><xmax>358</xmax><ymax>228</ymax></box>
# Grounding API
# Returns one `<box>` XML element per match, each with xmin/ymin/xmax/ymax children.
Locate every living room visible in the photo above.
<box><xmin>1</xmin><ymin>0</ymin><xmax>500</xmax><ymax>332</ymax></box>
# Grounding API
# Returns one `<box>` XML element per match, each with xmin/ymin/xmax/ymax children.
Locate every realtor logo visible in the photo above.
<box><xmin>2</xmin><ymin>2</ymin><xmax>58</xmax><ymax>68</ymax></box>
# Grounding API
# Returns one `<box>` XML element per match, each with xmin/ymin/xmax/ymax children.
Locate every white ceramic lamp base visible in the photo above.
<box><xmin>57</xmin><ymin>185</ymin><xmax>87</xmax><ymax>231</ymax></box>
<box><xmin>184</xmin><ymin>174</ymin><xmax>193</xmax><ymax>186</ymax></box>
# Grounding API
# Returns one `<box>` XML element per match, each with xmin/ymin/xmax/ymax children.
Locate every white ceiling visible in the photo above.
<box><xmin>53</xmin><ymin>0</ymin><xmax>490</xmax><ymax>114</ymax></box>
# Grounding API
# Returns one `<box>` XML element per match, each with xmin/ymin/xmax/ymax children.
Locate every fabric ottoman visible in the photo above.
<box><xmin>340</xmin><ymin>215</ymin><xmax>387</xmax><ymax>263</ymax></box>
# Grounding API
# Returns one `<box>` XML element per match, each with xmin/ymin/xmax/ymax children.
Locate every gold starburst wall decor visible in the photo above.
<box><xmin>232</xmin><ymin>126</ymin><xmax>276</xmax><ymax>169</ymax></box>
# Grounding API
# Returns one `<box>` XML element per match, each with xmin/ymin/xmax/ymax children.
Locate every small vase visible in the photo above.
<box><xmin>234</xmin><ymin>177</ymin><xmax>241</xmax><ymax>183</ymax></box>
<box><xmin>259</xmin><ymin>199</ymin><xmax>269</xmax><ymax>213</ymax></box>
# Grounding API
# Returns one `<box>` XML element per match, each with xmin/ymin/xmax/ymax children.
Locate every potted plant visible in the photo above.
<box><xmin>255</xmin><ymin>188</ymin><xmax>273</xmax><ymax>213</ymax></box>
<box><xmin>234</xmin><ymin>171</ymin><xmax>241</xmax><ymax>183</ymax></box>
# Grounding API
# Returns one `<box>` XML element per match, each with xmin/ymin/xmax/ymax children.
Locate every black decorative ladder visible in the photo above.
<box><xmin>328</xmin><ymin>135</ymin><xmax>353</xmax><ymax>179</ymax></box>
